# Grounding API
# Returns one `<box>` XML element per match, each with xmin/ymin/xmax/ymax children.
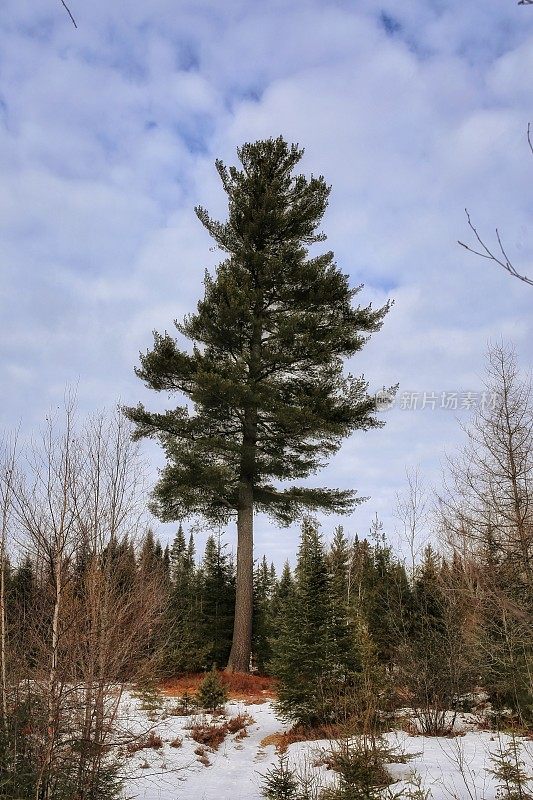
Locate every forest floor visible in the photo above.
<box><xmin>121</xmin><ymin>683</ymin><xmax>533</xmax><ymax>800</ymax></box>
<box><xmin>160</xmin><ymin>672</ymin><xmax>277</xmax><ymax>702</ymax></box>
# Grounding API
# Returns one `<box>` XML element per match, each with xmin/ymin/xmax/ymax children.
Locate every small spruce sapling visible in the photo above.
<box><xmin>322</xmin><ymin>735</ymin><xmax>410</xmax><ymax>800</ymax></box>
<box><xmin>197</xmin><ymin>667</ymin><xmax>228</xmax><ymax>713</ymax></box>
<box><xmin>134</xmin><ymin>679</ymin><xmax>163</xmax><ymax>721</ymax></box>
<box><xmin>490</xmin><ymin>735</ymin><xmax>532</xmax><ymax>800</ymax></box>
<box><xmin>261</xmin><ymin>753</ymin><xmax>299</xmax><ymax>800</ymax></box>
<box><xmin>403</xmin><ymin>771</ymin><xmax>432</xmax><ymax>800</ymax></box>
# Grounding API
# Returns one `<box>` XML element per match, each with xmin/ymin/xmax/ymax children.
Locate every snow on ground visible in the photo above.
<box><xmin>120</xmin><ymin>692</ymin><xmax>533</xmax><ymax>800</ymax></box>
<box><xmin>121</xmin><ymin>695</ymin><xmax>290</xmax><ymax>800</ymax></box>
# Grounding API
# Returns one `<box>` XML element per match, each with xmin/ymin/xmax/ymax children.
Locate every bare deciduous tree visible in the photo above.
<box><xmin>2</xmin><ymin>404</ymin><xmax>166</xmax><ymax>799</ymax></box>
<box><xmin>0</xmin><ymin>434</ymin><xmax>17</xmax><ymax>748</ymax></box>
<box><xmin>439</xmin><ymin>343</ymin><xmax>533</xmax><ymax>723</ymax></box>
<box><xmin>395</xmin><ymin>466</ymin><xmax>429</xmax><ymax>579</ymax></box>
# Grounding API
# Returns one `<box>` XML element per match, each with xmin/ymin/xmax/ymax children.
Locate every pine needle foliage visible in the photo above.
<box><xmin>124</xmin><ymin>136</ymin><xmax>391</xmax><ymax>525</ymax></box>
<box><xmin>271</xmin><ymin>518</ymin><xmax>359</xmax><ymax>727</ymax></box>
<box><xmin>322</xmin><ymin>735</ymin><xmax>407</xmax><ymax>800</ymax></box>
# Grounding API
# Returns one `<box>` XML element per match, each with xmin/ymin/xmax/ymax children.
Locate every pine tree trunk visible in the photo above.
<box><xmin>226</xmin><ymin>478</ymin><xmax>254</xmax><ymax>673</ymax></box>
<box><xmin>226</xmin><ymin>315</ymin><xmax>261</xmax><ymax>674</ymax></box>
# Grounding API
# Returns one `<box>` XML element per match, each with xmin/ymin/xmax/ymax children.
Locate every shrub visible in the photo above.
<box><xmin>169</xmin><ymin>736</ymin><xmax>183</xmax><ymax>748</ymax></box>
<box><xmin>134</xmin><ymin>681</ymin><xmax>163</xmax><ymax>720</ymax></box>
<box><xmin>403</xmin><ymin>771</ymin><xmax>432</xmax><ymax>800</ymax></box>
<box><xmin>168</xmin><ymin>689</ymin><xmax>198</xmax><ymax>716</ymax></box>
<box><xmin>126</xmin><ymin>730</ymin><xmax>163</xmax><ymax>754</ymax></box>
<box><xmin>194</xmin><ymin>745</ymin><xmax>211</xmax><ymax>766</ymax></box>
<box><xmin>227</xmin><ymin>712</ymin><xmax>255</xmax><ymax>733</ymax></box>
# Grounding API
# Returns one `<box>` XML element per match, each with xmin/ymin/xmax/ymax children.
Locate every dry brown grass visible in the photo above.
<box><xmin>260</xmin><ymin>723</ymin><xmax>340</xmax><ymax>753</ymax></box>
<box><xmin>169</xmin><ymin>735</ymin><xmax>183</xmax><ymax>748</ymax></box>
<box><xmin>194</xmin><ymin>745</ymin><xmax>211</xmax><ymax>766</ymax></box>
<box><xmin>189</xmin><ymin>721</ymin><xmax>228</xmax><ymax>750</ymax></box>
<box><xmin>226</xmin><ymin>711</ymin><xmax>255</xmax><ymax>733</ymax></box>
<box><xmin>160</xmin><ymin>671</ymin><xmax>276</xmax><ymax>703</ymax></box>
<box><xmin>126</xmin><ymin>730</ymin><xmax>164</xmax><ymax>753</ymax></box>
<box><xmin>187</xmin><ymin>710</ymin><xmax>256</xmax><ymax>750</ymax></box>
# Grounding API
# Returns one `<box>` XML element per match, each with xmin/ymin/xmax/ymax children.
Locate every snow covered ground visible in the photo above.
<box><xmin>120</xmin><ymin>693</ymin><xmax>533</xmax><ymax>800</ymax></box>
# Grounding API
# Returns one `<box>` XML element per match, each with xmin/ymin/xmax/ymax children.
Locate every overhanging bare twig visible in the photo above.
<box><xmin>458</xmin><ymin>125</ymin><xmax>533</xmax><ymax>287</ymax></box>
<box><xmin>458</xmin><ymin>213</ymin><xmax>533</xmax><ymax>287</ymax></box>
<box><xmin>60</xmin><ymin>0</ymin><xmax>77</xmax><ymax>28</ymax></box>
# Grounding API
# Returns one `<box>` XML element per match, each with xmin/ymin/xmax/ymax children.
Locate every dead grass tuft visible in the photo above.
<box><xmin>126</xmin><ymin>730</ymin><xmax>163</xmax><ymax>753</ymax></box>
<box><xmin>189</xmin><ymin>721</ymin><xmax>228</xmax><ymax>750</ymax></box>
<box><xmin>260</xmin><ymin>723</ymin><xmax>342</xmax><ymax>753</ymax></box>
<box><xmin>194</xmin><ymin>745</ymin><xmax>211</xmax><ymax>766</ymax></box>
<box><xmin>227</xmin><ymin>712</ymin><xmax>255</xmax><ymax>734</ymax></box>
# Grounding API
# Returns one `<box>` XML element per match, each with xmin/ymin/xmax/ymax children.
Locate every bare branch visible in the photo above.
<box><xmin>60</xmin><ymin>0</ymin><xmax>77</xmax><ymax>28</ymax></box>
<box><xmin>459</xmin><ymin>210</ymin><xmax>533</xmax><ymax>287</ymax></box>
<box><xmin>458</xmin><ymin>125</ymin><xmax>533</xmax><ymax>287</ymax></box>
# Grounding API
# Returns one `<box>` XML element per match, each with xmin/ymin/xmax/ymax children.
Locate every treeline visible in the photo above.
<box><xmin>8</xmin><ymin>505</ymin><xmax>527</xmax><ymax>739</ymax></box>
<box><xmin>142</xmin><ymin>506</ymin><xmax>531</xmax><ymax>731</ymax></box>
<box><xmin>0</xmin><ymin>343</ymin><xmax>531</xmax><ymax>800</ymax></box>
<box><xmin>264</xmin><ymin>345</ymin><xmax>531</xmax><ymax>732</ymax></box>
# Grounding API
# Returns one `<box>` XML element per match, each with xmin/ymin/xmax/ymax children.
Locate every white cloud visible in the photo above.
<box><xmin>1</xmin><ymin>0</ymin><xmax>532</xmax><ymax>564</ymax></box>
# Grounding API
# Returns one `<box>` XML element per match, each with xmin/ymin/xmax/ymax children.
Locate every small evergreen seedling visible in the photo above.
<box><xmin>322</xmin><ymin>735</ymin><xmax>407</xmax><ymax>800</ymax></box>
<box><xmin>490</xmin><ymin>736</ymin><xmax>532</xmax><ymax>800</ymax></box>
<box><xmin>197</xmin><ymin>667</ymin><xmax>228</xmax><ymax>713</ymax></box>
<box><xmin>133</xmin><ymin>679</ymin><xmax>163</xmax><ymax>721</ymax></box>
<box><xmin>261</xmin><ymin>753</ymin><xmax>299</xmax><ymax>800</ymax></box>
<box><xmin>180</xmin><ymin>689</ymin><xmax>197</xmax><ymax>715</ymax></box>
<box><xmin>403</xmin><ymin>770</ymin><xmax>432</xmax><ymax>800</ymax></box>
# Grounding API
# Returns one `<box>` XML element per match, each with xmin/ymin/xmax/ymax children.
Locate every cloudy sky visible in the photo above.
<box><xmin>1</xmin><ymin>0</ymin><xmax>532</xmax><ymax>565</ymax></box>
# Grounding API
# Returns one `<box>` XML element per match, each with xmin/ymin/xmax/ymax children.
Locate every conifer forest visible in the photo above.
<box><xmin>1</xmin><ymin>2</ymin><xmax>532</xmax><ymax>799</ymax></box>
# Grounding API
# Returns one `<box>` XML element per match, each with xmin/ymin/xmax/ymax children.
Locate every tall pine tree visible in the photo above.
<box><xmin>124</xmin><ymin>136</ymin><xmax>392</xmax><ymax>671</ymax></box>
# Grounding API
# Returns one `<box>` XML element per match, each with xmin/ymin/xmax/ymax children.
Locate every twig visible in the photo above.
<box><xmin>458</xmin><ymin>124</ymin><xmax>533</xmax><ymax>288</ymax></box>
<box><xmin>458</xmin><ymin>211</ymin><xmax>533</xmax><ymax>287</ymax></box>
<box><xmin>60</xmin><ymin>0</ymin><xmax>77</xmax><ymax>28</ymax></box>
